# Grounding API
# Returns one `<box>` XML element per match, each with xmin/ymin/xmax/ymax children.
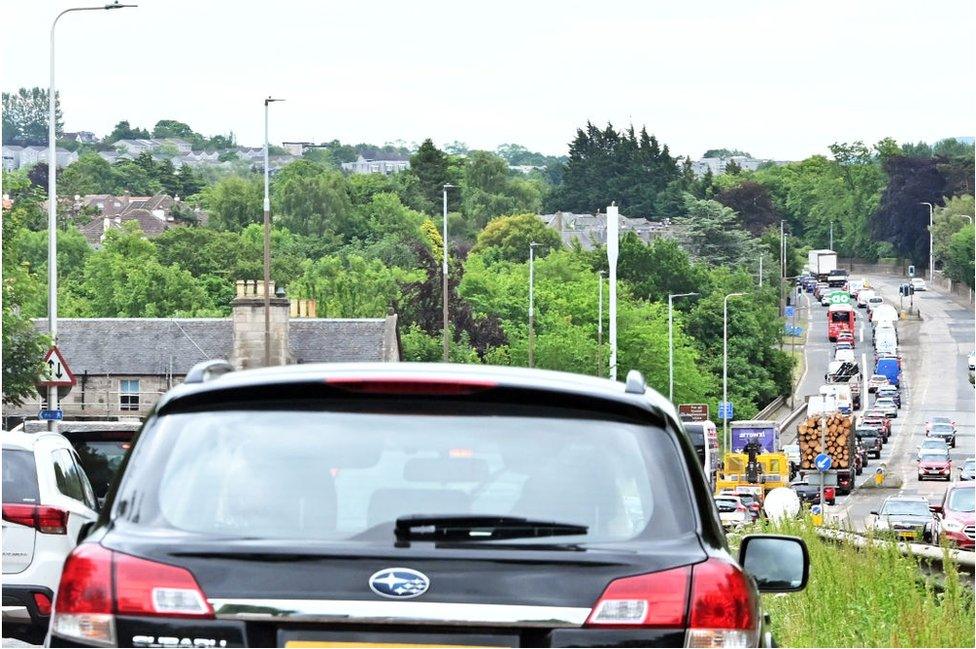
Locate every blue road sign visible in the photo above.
<box><xmin>815</xmin><ymin>453</ymin><xmax>832</xmax><ymax>472</ymax></box>
<box><xmin>784</xmin><ymin>305</ymin><xmax>795</xmax><ymax>319</ymax></box>
<box><xmin>718</xmin><ymin>401</ymin><xmax>734</xmax><ymax>420</ymax></box>
<box><xmin>38</xmin><ymin>409</ymin><xmax>63</xmax><ymax>421</ymax></box>
<box><xmin>811</xmin><ymin>505</ymin><xmax>822</xmax><ymax>516</ymax></box>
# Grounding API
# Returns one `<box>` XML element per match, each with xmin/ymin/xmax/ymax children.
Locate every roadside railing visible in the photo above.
<box><xmin>815</xmin><ymin>527</ymin><xmax>976</xmax><ymax>573</ymax></box>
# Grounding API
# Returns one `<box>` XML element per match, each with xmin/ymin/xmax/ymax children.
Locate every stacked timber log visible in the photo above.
<box><xmin>798</xmin><ymin>413</ymin><xmax>853</xmax><ymax>469</ymax></box>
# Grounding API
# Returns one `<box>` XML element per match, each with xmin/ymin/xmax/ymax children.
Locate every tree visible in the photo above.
<box><xmin>931</xmin><ymin>195</ymin><xmax>975</xmax><ymax>267</ymax></box>
<box><xmin>2</xmin><ymin>193</ymin><xmax>49</xmax><ymax>405</ymax></box>
<box><xmin>702</xmin><ymin>148</ymin><xmax>752</xmax><ymax>158</ymax></box>
<box><xmin>676</xmin><ymin>196</ymin><xmax>759</xmax><ymax>267</ymax></box>
<box><xmin>870</xmin><ymin>156</ymin><xmax>947</xmax><ymax>266</ymax></box>
<box><xmin>944</xmin><ymin>224</ymin><xmax>975</xmax><ymax>289</ymax></box>
<box><xmin>59</xmin><ymin>153</ymin><xmax>117</xmax><ymax>196</ymax></box>
<box><xmin>151</xmin><ymin>119</ymin><xmax>197</xmax><ymax>142</ymax></box>
<box><xmin>273</xmin><ymin>161</ymin><xmax>355</xmax><ymax>238</ymax></box>
<box><xmin>198</xmin><ymin>175</ymin><xmax>263</xmax><ymax>231</ymax></box>
<box><xmin>105</xmin><ymin>120</ymin><xmax>150</xmax><ymax>143</ymax></box>
<box><xmin>548</xmin><ymin>122</ymin><xmax>680</xmax><ymax>218</ymax></box>
<box><xmin>409</xmin><ymin>139</ymin><xmax>452</xmax><ymax>211</ymax></box>
<box><xmin>2</xmin><ymin>87</ymin><xmax>62</xmax><ymax>145</ymax></box>
<box><xmin>616</xmin><ymin>234</ymin><xmax>710</xmax><ymax>303</ymax></box>
<box><xmin>471</xmin><ymin>213</ymin><xmax>562</xmax><ymax>263</ymax></box>
<box><xmin>714</xmin><ymin>181</ymin><xmax>782</xmax><ymax>236</ymax></box>
<box><xmin>177</xmin><ymin>164</ymin><xmax>204</xmax><ymax>197</ymax></box>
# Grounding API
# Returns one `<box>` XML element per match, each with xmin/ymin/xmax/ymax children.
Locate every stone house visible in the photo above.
<box><xmin>6</xmin><ymin>281</ymin><xmax>400</xmax><ymax>427</ymax></box>
<box><xmin>538</xmin><ymin>211</ymin><xmax>671</xmax><ymax>250</ymax></box>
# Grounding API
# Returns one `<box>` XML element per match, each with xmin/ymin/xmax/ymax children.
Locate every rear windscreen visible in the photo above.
<box><xmin>114</xmin><ymin>406</ymin><xmax>696</xmax><ymax>545</ymax></box>
<box><xmin>74</xmin><ymin>440</ymin><xmax>131</xmax><ymax>499</ymax></box>
<box><xmin>2</xmin><ymin>449</ymin><xmax>39</xmax><ymax>504</ymax></box>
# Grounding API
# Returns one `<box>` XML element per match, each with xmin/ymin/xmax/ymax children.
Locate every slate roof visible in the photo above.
<box><xmin>33</xmin><ymin>317</ymin><xmax>398</xmax><ymax>376</ymax></box>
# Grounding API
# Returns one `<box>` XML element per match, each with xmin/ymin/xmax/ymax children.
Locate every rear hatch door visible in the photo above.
<box><xmin>2</xmin><ymin>448</ymin><xmax>39</xmax><ymax>573</ymax></box>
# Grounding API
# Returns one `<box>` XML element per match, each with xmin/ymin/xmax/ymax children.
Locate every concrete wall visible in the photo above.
<box><xmin>4</xmin><ymin>374</ymin><xmax>178</xmax><ymax>421</ymax></box>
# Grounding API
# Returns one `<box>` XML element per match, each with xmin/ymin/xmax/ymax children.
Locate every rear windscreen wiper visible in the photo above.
<box><xmin>394</xmin><ymin>514</ymin><xmax>588</xmax><ymax>542</ymax></box>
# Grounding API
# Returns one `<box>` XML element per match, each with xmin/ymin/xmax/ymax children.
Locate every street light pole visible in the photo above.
<box><xmin>668</xmin><ymin>292</ymin><xmax>698</xmax><ymax>403</ymax></box>
<box><xmin>528</xmin><ymin>242</ymin><xmax>540</xmax><ymax>368</ymax></box>
<box><xmin>723</xmin><ymin>292</ymin><xmax>746</xmax><ymax>452</ymax></box>
<box><xmin>263</xmin><ymin>96</ymin><xmax>284</xmax><ymax>367</ymax></box>
<box><xmin>597</xmin><ymin>270</ymin><xmax>605</xmax><ymax>375</ymax></box>
<box><xmin>48</xmin><ymin>1</ymin><xmax>136</xmax><ymax>430</ymax></box>
<box><xmin>920</xmin><ymin>202</ymin><xmax>934</xmax><ymax>283</ymax></box>
<box><xmin>441</xmin><ymin>184</ymin><xmax>456</xmax><ymax>362</ymax></box>
<box><xmin>829</xmin><ymin>221</ymin><xmax>834</xmax><ymax>250</ymax></box>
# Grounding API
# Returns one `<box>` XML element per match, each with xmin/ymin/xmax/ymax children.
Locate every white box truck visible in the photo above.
<box><xmin>808</xmin><ymin>249</ymin><xmax>838</xmax><ymax>281</ymax></box>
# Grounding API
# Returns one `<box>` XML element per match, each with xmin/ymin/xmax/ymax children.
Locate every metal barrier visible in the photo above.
<box><xmin>755</xmin><ymin>396</ymin><xmax>786</xmax><ymax>420</ymax></box>
<box><xmin>816</xmin><ymin>527</ymin><xmax>976</xmax><ymax>571</ymax></box>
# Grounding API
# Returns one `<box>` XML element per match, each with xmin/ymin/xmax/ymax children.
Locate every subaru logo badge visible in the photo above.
<box><xmin>369</xmin><ymin>567</ymin><xmax>430</xmax><ymax>599</ymax></box>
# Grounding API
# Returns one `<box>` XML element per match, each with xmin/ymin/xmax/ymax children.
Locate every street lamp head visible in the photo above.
<box><xmin>443</xmin><ymin>183</ymin><xmax>456</xmax><ymax>190</ymax></box>
<box><xmin>265</xmin><ymin>97</ymin><xmax>285</xmax><ymax>105</ymax></box>
<box><xmin>104</xmin><ymin>1</ymin><xmax>137</xmax><ymax>8</ymax></box>
<box><xmin>530</xmin><ymin>241</ymin><xmax>540</xmax><ymax>248</ymax></box>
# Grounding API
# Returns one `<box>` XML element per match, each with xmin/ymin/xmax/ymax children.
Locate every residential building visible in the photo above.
<box><xmin>113</xmin><ymin>138</ymin><xmax>192</xmax><ymax>157</ymax></box>
<box><xmin>64</xmin><ymin>131</ymin><xmax>97</xmax><ymax>143</ymax></box>
<box><xmin>5</xmin><ymin>281</ymin><xmax>401</xmax><ymax>426</ymax></box>
<box><xmin>688</xmin><ymin>155</ymin><xmax>789</xmax><ymax>177</ymax></box>
<box><xmin>538</xmin><ymin>211</ymin><xmax>671</xmax><ymax>250</ymax></box>
<box><xmin>2</xmin><ymin>145</ymin><xmax>77</xmax><ymax>170</ymax></box>
<box><xmin>341</xmin><ymin>155</ymin><xmax>410</xmax><ymax>175</ymax></box>
<box><xmin>74</xmin><ymin>193</ymin><xmax>208</xmax><ymax>245</ymax></box>
<box><xmin>282</xmin><ymin>141</ymin><xmax>315</xmax><ymax>156</ymax></box>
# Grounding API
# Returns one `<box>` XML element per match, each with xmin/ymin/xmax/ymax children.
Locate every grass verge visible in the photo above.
<box><xmin>731</xmin><ymin>517</ymin><xmax>975</xmax><ymax>647</ymax></box>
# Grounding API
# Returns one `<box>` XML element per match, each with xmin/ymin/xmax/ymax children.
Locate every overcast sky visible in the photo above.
<box><xmin>3</xmin><ymin>0</ymin><xmax>973</xmax><ymax>159</ymax></box>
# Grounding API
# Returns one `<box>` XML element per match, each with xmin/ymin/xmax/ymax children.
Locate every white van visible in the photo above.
<box><xmin>875</xmin><ymin>327</ymin><xmax>897</xmax><ymax>356</ymax></box>
<box><xmin>834</xmin><ymin>348</ymin><xmax>855</xmax><ymax>364</ymax></box>
<box><xmin>857</xmin><ymin>289</ymin><xmax>876</xmax><ymax>308</ymax></box>
<box><xmin>820</xmin><ymin>384</ymin><xmax>853</xmax><ymax>413</ymax></box>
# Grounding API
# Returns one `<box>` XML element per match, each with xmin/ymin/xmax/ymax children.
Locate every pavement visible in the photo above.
<box><xmin>796</xmin><ymin>276</ymin><xmax>976</xmax><ymax>532</ymax></box>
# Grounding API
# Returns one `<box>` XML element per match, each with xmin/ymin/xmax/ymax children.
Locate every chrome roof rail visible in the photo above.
<box><xmin>624</xmin><ymin>369</ymin><xmax>646</xmax><ymax>394</ymax></box>
<box><xmin>184</xmin><ymin>359</ymin><xmax>234</xmax><ymax>384</ymax></box>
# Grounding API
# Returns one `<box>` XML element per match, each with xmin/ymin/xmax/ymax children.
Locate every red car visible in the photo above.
<box><xmin>932</xmin><ymin>486</ymin><xmax>975</xmax><ymax>550</ymax></box>
<box><xmin>917</xmin><ymin>451</ymin><xmax>952</xmax><ymax>481</ymax></box>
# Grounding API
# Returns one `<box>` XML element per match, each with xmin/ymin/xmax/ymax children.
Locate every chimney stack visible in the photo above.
<box><xmin>231</xmin><ymin>280</ymin><xmax>292</xmax><ymax>369</ymax></box>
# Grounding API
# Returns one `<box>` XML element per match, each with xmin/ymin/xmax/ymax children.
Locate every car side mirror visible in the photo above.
<box><xmin>870</xmin><ymin>510</ymin><xmax>879</xmax><ymax>516</ymax></box>
<box><xmin>738</xmin><ymin>534</ymin><xmax>809</xmax><ymax>593</ymax></box>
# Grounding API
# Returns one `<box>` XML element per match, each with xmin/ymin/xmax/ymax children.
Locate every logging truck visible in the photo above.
<box><xmin>796</xmin><ymin>409</ymin><xmax>856</xmax><ymax>495</ymax></box>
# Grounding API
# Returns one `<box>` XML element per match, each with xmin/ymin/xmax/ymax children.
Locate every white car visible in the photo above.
<box><xmin>916</xmin><ymin>438</ymin><xmax>949</xmax><ymax>460</ymax></box>
<box><xmin>867</xmin><ymin>374</ymin><xmax>890</xmax><ymax>393</ymax></box>
<box><xmin>2</xmin><ymin>429</ymin><xmax>99</xmax><ymax>643</ymax></box>
<box><xmin>857</xmin><ymin>289</ymin><xmax>876</xmax><ymax>308</ymax></box>
<box><xmin>910</xmin><ymin>278</ymin><xmax>926</xmax><ymax>291</ymax></box>
<box><xmin>968</xmin><ymin>351</ymin><xmax>975</xmax><ymax>371</ymax></box>
<box><xmin>866</xmin><ymin>296</ymin><xmax>884</xmax><ymax>313</ymax></box>
<box><xmin>714</xmin><ymin>494</ymin><xmax>750</xmax><ymax>529</ymax></box>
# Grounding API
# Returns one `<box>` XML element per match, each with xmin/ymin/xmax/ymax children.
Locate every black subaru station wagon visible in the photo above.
<box><xmin>49</xmin><ymin>362</ymin><xmax>808</xmax><ymax>648</ymax></box>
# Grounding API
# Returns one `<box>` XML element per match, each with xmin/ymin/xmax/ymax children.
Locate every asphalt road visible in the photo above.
<box><xmin>799</xmin><ymin>276</ymin><xmax>976</xmax><ymax>531</ymax></box>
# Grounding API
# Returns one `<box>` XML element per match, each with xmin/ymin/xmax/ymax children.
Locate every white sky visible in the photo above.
<box><xmin>3</xmin><ymin>0</ymin><xmax>973</xmax><ymax>159</ymax></box>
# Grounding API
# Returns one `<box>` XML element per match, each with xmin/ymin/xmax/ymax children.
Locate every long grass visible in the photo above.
<box><xmin>732</xmin><ymin>517</ymin><xmax>975</xmax><ymax>647</ymax></box>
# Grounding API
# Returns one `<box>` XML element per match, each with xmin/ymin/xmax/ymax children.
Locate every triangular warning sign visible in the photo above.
<box><xmin>38</xmin><ymin>346</ymin><xmax>76</xmax><ymax>387</ymax></box>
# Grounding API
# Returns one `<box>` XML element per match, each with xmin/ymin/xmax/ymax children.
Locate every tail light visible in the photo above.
<box><xmin>587</xmin><ymin>558</ymin><xmax>759</xmax><ymax>647</ymax></box>
<box><xmin>325</xmin><ymin>377</ymin><xmax>495</xmax><ymax>395</ymax></box>
<box><xmin>2</xmin><ymin>504</ymin><xmax>68</xmax><ymax>534</ymax></box>
<box><xmin>52</xmin><ymin>544</ymin><xmax>213</xmax><ymax>646</ymax></box>
<box><xmin>824</xmin><ymin>487</ymin><xmax>836</xmax><ymax>500</ymax></box>
<box><xmin>33</xmin><ymin>592</ymin><xmax>52</xmax><ymax>616</ymax></box>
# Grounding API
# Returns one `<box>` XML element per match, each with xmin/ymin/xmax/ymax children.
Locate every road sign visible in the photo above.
<box><xmin>907</xmin><ymin>265</ymin><xmax>915</xmax><ymax>277</ymax></box>
<box><xmin>38</xmin><ymin>346</ymin><xmax>76</xmax><ymax>388</ymax></box>
<box><xmin>718</xmin><ymin>401</ymin><xmax>734</xmax><ymax>420</ymax></box>
<box><xmin>810</xmin><ymin>505</ymin><xmax>822</xmax><ymax>516</ymax></box>
<box><xmin>815</xmin><ymin>453</ymin><xmax>832</xmax><ymax>472</ymax></box>
<box><xmin>784</xmin><ymin>305</ymin><xmax>795</xmax><ymax>319</ymax></box>
<box><xmin>678</xmin><ymin>403</ymin><xmax>709</xmax><ymax>422</ymax></box>
<box><xmin>38</xmin><ymin>409</ymin><xmax>63</xmax><ymax>421</ymax></box>
<box><xmin>829</xmin><ymin>291</ymin><xmax>850</xmax><ymax>305</ymax></box>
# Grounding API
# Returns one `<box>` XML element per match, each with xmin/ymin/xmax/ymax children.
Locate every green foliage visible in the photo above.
<box><xmin>2</xmin><ymin>87</ymin><xmax>62</xmax><ymax>145</ymax></box>
<box><xmin>63</xmin><ymin>222</ymin><xmax>218</xmax><ymax>317</ymax></box>
<box><xmin>702</xmin><ymin>148</ymin><xmax>752</xmax><ymax>158</ymax></box>
<box><xmin>677</xmin><ymin>196</ymin><xmax>760</xmax><ymax>267</ymax></box>
<box><xmin>548</xmin><ymin>122</ymin><xmax>680</xmax><ymax>217</ymax></box>
<box><xmin>290</xmin><ymin>254</ymin><xmax>422</xmax><ymax>318</ymax></box>
<box><xmin>198</xmin><ymin>174</ymin><xmax>263</xmax><ymax>231</ymax></box>
<box><xmin>931</xmin><ymin>194</ymin><xmax>974</xmax><ymax>266</ymax></box>
<box><xmin>460</xmin><ymin>151</ymin><xmax>545</xmax><ymax>231</ymax></box>
<box><xmin>749</xmin><ymin>517</ymin><xmax>975</xmax><ymax>648</ymax></box>
<box><xmin>273</xmin><ymin>161</ymin><xmax>354</xmax><ymax>238</ymax></box>
<box><xmin>409</xmin><ymin>139</ymin><xmax>456</xmax><ymax>212</ymax></box>
<box><xmin>944</xmin><ymin>224</ymin><xmax>975</xmax><ymax>289</ymax></box>
<box><xmin>59</xmin><ymin>154</ymin><xmax>122</xmax><ymax>196</ymax></box>
<box><xmin>617</xmin><ymin>234</ymin><xmax>711</xmax><ymax>303</ymax></box>
<box><xmin>105</xmin><ymin>120</ymin><xmax>150</xmax><ymax>143</ymax></box>
<box><xmin>2</xmin><ymin>195</ymin><xmax>49</xmax><ymax>405</ymax></box>
<box><xmin>471</xmin><ymin>213</ymin><xmax>562</xmax><ymax>263</ymax></box>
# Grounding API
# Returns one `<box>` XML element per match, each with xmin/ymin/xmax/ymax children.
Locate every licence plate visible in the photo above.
<box><xmin>280</xmin><ymin>631</ymin><xmax>518</xmax><ymax>648</ymax></box>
